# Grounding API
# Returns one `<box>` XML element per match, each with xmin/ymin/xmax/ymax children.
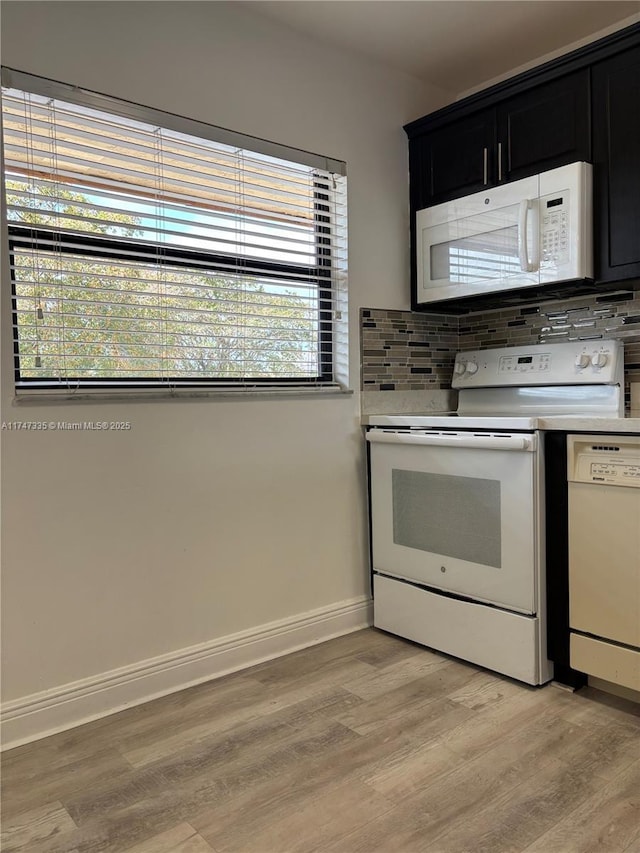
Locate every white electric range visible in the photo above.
<box><xmin>365</xmin><ymin>339</ymin><xmax>624</xmax><ymax>685</ymax></box>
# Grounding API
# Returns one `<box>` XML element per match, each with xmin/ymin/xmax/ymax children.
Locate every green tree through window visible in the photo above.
<box><xmin>8</xmin><ymin>181</ymin><xmax>323</xmax><ymax>383</ymax></box>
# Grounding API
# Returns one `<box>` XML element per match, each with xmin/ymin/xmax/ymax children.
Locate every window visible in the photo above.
<box><xmin>1</xmin><ymin>68</ymin><xmax>348</xmax><ymax>393</ymax></box>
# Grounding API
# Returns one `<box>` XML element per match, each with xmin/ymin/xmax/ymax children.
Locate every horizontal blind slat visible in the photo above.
<box><xmin>9</xmin><ymin>243</ymin><xmax>339</xmax><ymax>284</ymax></box>
<box><xmin>8</xmin><ymin>213</ymin><xmax>320</xmax><ymax>262</ymax></box>
<box><xmin>4</xmin><ymin>140</ymin><xmax>319</xmax><ymax>207</ymax></box>
<box><xmin>6</xmin><ymin>184</ymin><xmax>324</xmax><ymax>239</ymax></box>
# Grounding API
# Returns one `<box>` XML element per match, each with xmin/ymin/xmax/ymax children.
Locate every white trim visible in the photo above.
<box><xmin>0</xmin><ymin>596</ymin><xmax>372</xmax><ymax>751</ymax></box>
<box><xmin>13</xmin><ymin>386</ymin><xmax>353</xmax><ymax>405</ymax></box>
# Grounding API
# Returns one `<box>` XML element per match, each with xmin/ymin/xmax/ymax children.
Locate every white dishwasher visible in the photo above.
<box><xmin>568</xmin><ymin>434</ymin><xmax>640</xmax><ymax>691</ymax></box>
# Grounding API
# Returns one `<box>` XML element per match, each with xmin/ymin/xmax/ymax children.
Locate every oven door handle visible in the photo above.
<box><xmin>366</xmin><ymin>431</ymin><xmax>537</xmax><ymax>451</ymax></box>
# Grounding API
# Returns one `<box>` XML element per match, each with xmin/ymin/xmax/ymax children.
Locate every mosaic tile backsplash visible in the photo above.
<box><xmin>361</xmin><ymin>308</ymin><xmax>458</xmax><ymax>391</ymax></box>
<box><xmin>361</xmin><ymin>289</ymin><xmax>640</xmax><ymax>410</ymax></box>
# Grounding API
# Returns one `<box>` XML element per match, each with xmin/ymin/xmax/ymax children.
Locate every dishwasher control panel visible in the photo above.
<box><xmin>568</xmin><ymin>435</ymin><xmax>640</xmax><ymax>488</ymax></box>
<box><xmin>589</xmin><ymin>461</ymin><xmax>640</xmax><ymax>484</ymax></box>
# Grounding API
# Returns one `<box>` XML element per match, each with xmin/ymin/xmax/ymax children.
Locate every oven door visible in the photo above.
<box><xmin>367</xmin><ymin>429</ymin><xmax>539</xmax><ymax>614</ymax></box>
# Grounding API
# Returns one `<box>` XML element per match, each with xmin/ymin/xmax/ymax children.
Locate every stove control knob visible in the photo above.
<box><xmin>466</xmin><ymin>362</ymin><xmax>479</xmax><ymax>375</ymax></box>
<box><xmin>454</xmin><ymin>361</ymin><xmax>467</xmax><ymax>375</ymax></box>
<box><xmin>575</xmin><ymin>354</ymin><xmax>590</xmax><ymax>369</ymax></box>
<box><xmin>591</xmin><ymin>352</ymin><xmax>608</xmax><ymax>368</ymax></box>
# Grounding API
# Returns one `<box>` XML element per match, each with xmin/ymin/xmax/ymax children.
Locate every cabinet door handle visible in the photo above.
<box><xmin>498</xmin><ymin>142</ymin><xmax>503</xmax><ymax>182</ymax></box>
<box><xmin>483</xmin><ymin>147</ymin><xmax>488</xmax><ymax>185</ymax></box>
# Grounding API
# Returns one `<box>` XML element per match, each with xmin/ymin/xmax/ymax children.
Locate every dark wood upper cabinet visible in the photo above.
<box><xmin>414</xmin><ymin>111</ymin><xmax>496</xmax><ymax>207</ymax></box>
<box><xmin>405</xmin><ymin>23</ymin><xmax>640</xmax><ymax>309</ymax></box>
<box><xmin>592</xmin><ymin>46</ymin><xmax>640</xmax><ymax>283</ymax></box>
<box><xmin>408</xmin><ymin>71</ymin><xmax>590</xmax><ymax>210</ymax></box>
<box><xmin>497</xmin><ymin>71</ymin><xmax>590</xmax><ymax>183</ymax></box>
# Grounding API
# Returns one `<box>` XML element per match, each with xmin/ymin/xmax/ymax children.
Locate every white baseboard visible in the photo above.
<box><xmin>1</xmin><ymin>596</ymin><xmax>373</xmax><ymax>751</ymax></box>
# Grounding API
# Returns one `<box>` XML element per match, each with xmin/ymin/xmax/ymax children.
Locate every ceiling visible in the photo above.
<box><xmin>246</xmin><ymin>1</ymin><xmax>640</xmax><ymax>94</ymax></box>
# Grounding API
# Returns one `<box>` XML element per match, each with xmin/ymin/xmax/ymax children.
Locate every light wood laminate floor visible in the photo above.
<box><xmin>2</xmin><ymin>628</ymin><xmax>639</xmax><ymax>853</ymax></box>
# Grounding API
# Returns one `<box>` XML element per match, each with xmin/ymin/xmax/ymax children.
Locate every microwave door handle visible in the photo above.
<box><xmin>518</xmin><ymin>199</ymin><xmax>535</xmax><ymax>272</ymax></box>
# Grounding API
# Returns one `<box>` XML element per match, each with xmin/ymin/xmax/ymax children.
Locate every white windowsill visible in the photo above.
<box><xmin>12</xmin><ymin>386</ymin><xmax>354</xmax><ymax>406</ymax></box>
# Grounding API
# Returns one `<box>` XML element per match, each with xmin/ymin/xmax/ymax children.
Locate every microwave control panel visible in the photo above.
<box><xmin>540</xmin><ymin>192</ymin><xmax>570</xmax><ymax>266</ymax></box>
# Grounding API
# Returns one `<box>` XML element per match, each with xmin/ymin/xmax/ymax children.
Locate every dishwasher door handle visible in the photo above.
<box><xmin>366</xmin><ymin>430</ymin><xmax>537</xmax><ymax>451</ymax></box>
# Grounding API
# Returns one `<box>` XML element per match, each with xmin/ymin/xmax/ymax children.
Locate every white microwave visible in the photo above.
<box><xmin>416</xmin><ymin>162</ymin><xmax>593</xmax><ymax>305</ymax></box>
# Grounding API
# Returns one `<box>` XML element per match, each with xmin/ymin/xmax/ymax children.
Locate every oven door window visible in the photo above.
<box><xmin>393</xmin><ymin>469</ymin><xmax>501</xmax><ymax>568</ymax></box>
<box><xmin>369</xmin><ymin>440</ymin><xmax>537</xmax><ymax>614</ymax></box>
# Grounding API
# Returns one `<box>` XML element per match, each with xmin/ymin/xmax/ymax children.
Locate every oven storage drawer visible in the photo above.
<box><xmin>374</xmin><ymin>574</ymin><xmax>544</xmax><ymax>685</ymax></box>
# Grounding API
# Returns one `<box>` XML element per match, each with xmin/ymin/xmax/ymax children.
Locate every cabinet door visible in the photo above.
<box><xmin>408</xmin><ymin>134</ymin><xmax>431</xmax><ymax>212</ymax></box>
<box><xmin>420</xmin><ymin>111</ymin><xmax>496</xmax><ymax>206</ymax></box>
<box><xmin>497</xmin><ymin>70</ymin><xmax>590</xmax><ymax>183</ymax></box>
<box><xmin>592</xmin><ymin>46</ymin><xmax>640</xmax><ymax>283</ymax></box>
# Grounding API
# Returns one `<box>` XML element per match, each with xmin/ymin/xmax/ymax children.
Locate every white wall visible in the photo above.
<box><xmin>0</xmin><ymin>1</ymin><xmax>450</xmax><ymax>715</ymax></box>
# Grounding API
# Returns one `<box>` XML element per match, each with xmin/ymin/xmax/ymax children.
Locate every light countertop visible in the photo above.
<box><xmin>535</xmin><ymin>416</ymin><xmax>640</xmax><ymax>433</ymax></box>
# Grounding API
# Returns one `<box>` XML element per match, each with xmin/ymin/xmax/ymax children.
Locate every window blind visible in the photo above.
<box><xmin>1</xmin><ymin>69</ymin><xmax>348</xmax><ymax>391</ymax></box>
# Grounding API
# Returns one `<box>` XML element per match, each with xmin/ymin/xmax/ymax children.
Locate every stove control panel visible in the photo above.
<box><xmin>498</xmin><ymin>352</ymin><xmax>551</xmax><ymax>374</ymax></box>
<box><xmin>452</xmin><ymin>340</ymin><xmax>623</xmax><ymax>388</ymax></box>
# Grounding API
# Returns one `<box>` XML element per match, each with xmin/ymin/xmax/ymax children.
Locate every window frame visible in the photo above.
<box><xmin>2</xmin><ymin>67</ymin><xmax>347</xmax><ymax>394</ymax></box>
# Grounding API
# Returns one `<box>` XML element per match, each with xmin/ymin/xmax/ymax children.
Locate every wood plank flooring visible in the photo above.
<box><xmin>2</xmin><ymin>628</ymin><xmax>639</xmax><ymax>853</ymax></box>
